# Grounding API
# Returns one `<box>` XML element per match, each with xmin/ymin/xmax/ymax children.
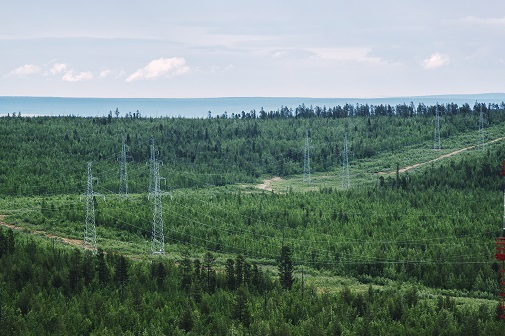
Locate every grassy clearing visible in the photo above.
<box><xmin>248</xmin><ymin>122</ymin><xmax>505</xmax><ymax>194</ymax></box>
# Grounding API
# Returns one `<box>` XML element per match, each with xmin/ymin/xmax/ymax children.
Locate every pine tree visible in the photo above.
<box><xmin>278</xmin><ymin>246</ymin><xmax>294</xmax><ymax>290</ymax></box>
<box><xmin>155</xmin><ymin>261</ymin><xmax>166</xmax><ymax>289</ymax></box>
<box><xmin>233</xmin><ymin>287</ymin><xmax>251</xmax><ymax>327</ymax></box>
<box><xmin>193</xmin><ymin>259</ymin><xmax>202</xmax><ymax>281</ymax></box>
<box><xmin>5</xmin><ymin>229</ymin><xmax>14</xmax><ymax>255</ymax></box>
<box><xmin>179</xmin><ymin>303</ymin><xmax>193</xmax><ymax>332</ymax></box>
<box><xmin>68</xmin><ymin>249</ymin><xmax>82</xmax><ymax>292</ymax></box>
<box><xmin>0</xmin><ymin>229</ymin><xmax>4</xmax><ymax>258</ymax></box>
<box><xmin>226</xmin><ymin>258</ymin><xmax>235</xmax><ymax>290</ymax></box>
<box><xmin>235</xmin><ymin>255</ymin><xmax>245</xmax><ymax>287</ymax></box>
<box><xmin>180</xmin><ymin>257</ymin><xmax>193</xmax><ymax>293</ymax></box>
<box><xmin>114</xmin><ymin>255</ymin><xmax>128</xmax><ymax>289</ymax></box>
<box><xmin>96</xmin><ymin>248</ymin><xmax>108</xmax><ymax>285</ymax></box>
<box><xmin>203</xmin><ymin>252</ymin><xmax>216</xmax><ymax>292</ymax></box>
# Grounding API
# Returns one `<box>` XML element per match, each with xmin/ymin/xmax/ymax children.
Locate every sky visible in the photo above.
<box><xmin>1</xmin><ymin>1</ymin><xmax>504</xmax><ymax>98</ymax></box>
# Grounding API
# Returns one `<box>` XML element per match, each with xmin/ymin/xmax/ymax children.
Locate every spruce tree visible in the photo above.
<box><xmin>226</xmin><ymin>258</ymin><xmax>235</xmax><ymax>290</ymax></box>
<box><xmin>233</xmin><ymin>287</ymin><xmax>251</xmax><ymax>327</ymax></box>
<box><xmin>203</xmin><ymin>252</ymin><xmax>216</xmax><ymax>292</ymax></box>
<box><xmin>278</xmin><ymin>245</ymin><xmax>294</xmax><ymax>290</ymax></box>
<box><xmin>96</xmin><ymin>248</ymin><xmax>108</xmax><ymax>285</ymax></box>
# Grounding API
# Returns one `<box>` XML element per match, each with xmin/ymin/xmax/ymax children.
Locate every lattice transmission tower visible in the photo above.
<box><xmin>342</xmin><ymin>132</ymin><xmax>350</xmax><ymax>189</ymax></box>
<box><xmin>150</xmin><ymin>143</ymin><xmax>165</xmax><ymax>254</ymax></box>
<box><xmin>84</xmin><ymin>162</ymin><xmax>101</xmax><ymax>253</ymax></box>
<box><xmin>303</xmin><ymin>129</ymin><xmax>311</xmax><ymax>183</ymax></box>
<box><xmin>478</xmin><ymin>104</ymin><xmax>485</xmax><ymax>151</ymax></box>
<box><xmin>434</xmin><ymin>106</ymin><xmax>441</xmax><ymax>150</ymax></box>
<box><xmin>119</xmin><ymin>136</ymin><xmax>129</xmax><ymax>196</ymax></box>
<box><xmin>148</xmin><ymin>138</ymin><xmax>155</xmax><ymax>199</ymax></box>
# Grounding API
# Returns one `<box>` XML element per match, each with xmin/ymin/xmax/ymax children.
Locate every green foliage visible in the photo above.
<box><xmin>1</xmin><ymin>104</ymin><xmax>504</xmax><ymax>196</ymax></box>
<box><xmin>1</xmin><ymin>105</ymin><xmax>505</xmax><ymax>334</ymax></box>
<box><xmin>0</xmin><ymin>229</ymin><xmax>502</xmax><ymax>334</ymax></box>
<box><xmin>279</xmin><ymin>245</ymin><xmax>294</xmax><ymax>290</ymax></box>
<box><xmin>233</xmin><ymin>286</ymin><xmax>251</xmax><ymax>327</ymax></box>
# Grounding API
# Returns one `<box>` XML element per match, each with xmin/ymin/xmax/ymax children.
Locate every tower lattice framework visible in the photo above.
<box><xmin>84</xmin><ymin>162</ymin><xmax>99</xmax><ymax>253</ymax></box>
<box><xmin>151</xmin><ymin>145</ymin><xmax>165</xmax><ymax>254</ymax></box>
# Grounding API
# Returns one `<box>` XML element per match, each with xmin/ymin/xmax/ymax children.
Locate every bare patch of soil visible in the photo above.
<box><xmin>256</xmin><ymin>176</ymin><xmax>282</xmax><ymax>191</ymax></box>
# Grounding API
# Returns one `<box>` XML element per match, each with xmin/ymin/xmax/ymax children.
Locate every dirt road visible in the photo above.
<box><xmin>0</xmin><ymin>215</ymin><xmax>85</xmax><ymax>249</ymax></box>
<box><xmin>379</xmin><ymin>136</ymin><xmax>505</xmax><ymax>175</ymax></box>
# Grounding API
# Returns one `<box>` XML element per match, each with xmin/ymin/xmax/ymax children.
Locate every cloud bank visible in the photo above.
<box><xmin>126</xmin><ymin>57</ymin><xmax>189</xmax><ymax>82</ymax></box>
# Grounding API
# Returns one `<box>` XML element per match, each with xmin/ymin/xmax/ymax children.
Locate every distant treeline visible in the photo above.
<box><xmin>207</xmin><ymin>101</ymin><xmax>504</xmax><ymax>120</ymax></box>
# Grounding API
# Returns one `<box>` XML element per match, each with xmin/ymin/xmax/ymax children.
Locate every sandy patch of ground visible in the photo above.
<box><xmin>256</xmin><ymin>176</ymin><xmax>282</xmax><ymax>191</ymax></box>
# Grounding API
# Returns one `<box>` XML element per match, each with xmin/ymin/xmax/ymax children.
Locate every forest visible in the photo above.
<box><xmin>1</xmin><ymin>101</ymin><xmax>505</xmax><ymax>335</ymax></box>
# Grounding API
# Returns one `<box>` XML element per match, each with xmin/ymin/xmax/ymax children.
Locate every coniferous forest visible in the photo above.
<box><xmin>1</xmin><ymin>101</ymin><xmax>505</xmax><ymax>335</ymax></box>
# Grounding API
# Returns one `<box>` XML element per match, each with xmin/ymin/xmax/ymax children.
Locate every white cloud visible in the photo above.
<box><xmin>421</xmin><ymin>53</ymin><xmax>449</xmax><ymax>69</ymax></box>
<box><xmin>98</xmin><ymin>70</ymin><xmax>111</xmax><ymax>79</ymax></box>
<box><xmin>126</xmin><ymin>57</ymin><xmax>189</xmax><ymax>82</ymax></box>
<box><xmin>62</xmin><ymin>70</ymin><xmax>94</xmax><ymax>82</ymax></box>
<box><xmin>8</xmin><ymin>64</ymin><xmax>41</xmax><ymax>76</ymax></box>
<box><xmin>49</xmin><ymin>63</ymin><xmax>67</xmax><ymax>75</ymax></box>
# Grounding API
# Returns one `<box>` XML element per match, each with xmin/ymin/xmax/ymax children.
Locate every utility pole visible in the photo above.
<box><xmin>119</xmin><ymin>136</ymin><xmax>128</xmax><ymax>197</ymax></box>
<box><xmin>478</xmin><ymin>104</ymin><xmax>485</xmax><ymax>151</ymax></box>
<box><xmin>84</xmin><ymin>162</ymin><xmax>101</xmax><ymax>253</ymax></box>
<box><xmin>342</xmin><ymin>132</ymin><xmax>350</xmax><ymax>189</ymax></box>
<box><xmin>303</xmin><ymin>129</ymin><xmax>310</xmax><ymax>183</ymax></box>
<box><xmin>151</xmin><ymin>147</ymin><xmax>165</xmax><ymax>254</ymax></box>
<box><xmin>434</xmin><ymin>106</ymin><xmax>441</xmax><ymax>150</ymax></box>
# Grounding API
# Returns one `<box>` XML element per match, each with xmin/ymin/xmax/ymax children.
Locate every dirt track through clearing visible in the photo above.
<box><xmin>0</xmin><ymin>215</ymin><xmax>85</xmax><ymax>249</ymax></box>
<box><xmin>379</xmin><ymin>136</ymin><xmax>505</xmax><ymax>175</ymax></box>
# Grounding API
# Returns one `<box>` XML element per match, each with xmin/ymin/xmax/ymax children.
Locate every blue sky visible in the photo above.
<box><xmin>1</xmin><ymin>1</ymin><xmax>504</xmax><ymax>98</ymax></box>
